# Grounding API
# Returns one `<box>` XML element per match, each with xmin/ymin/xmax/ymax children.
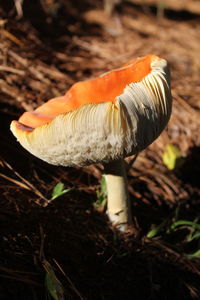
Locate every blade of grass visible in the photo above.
<box><xmin>185</xmin><ymin>250</ymin><xmax>200</xmax><ymax>259</ymax></box>
<box><xmin>147</xmin><ymin>220</ymin><xmax>167</xmax><ymax>238</ymax></box>
<box><xmin>43</xmin><ymin>260</ymin><xmax>65</xmax><ymax>300</ymax></box>
<box><xmin>53</xmin><ymin>259</ymin><xmax>84</xmax><ymax>300</ymax></box>
<box><xmin>170</xmin><ymin>220</ymin><xmax>200</xmax><ymax>231</ymax></box>
<box><xmin>94</xmin><ymin>175</ymin><xmax>107</xmax><ymax>211</ymax></box>
<box><xmin>187</xmin><ymin>230</ymin><xmax>200</xmax><ymax>242</ymax></box>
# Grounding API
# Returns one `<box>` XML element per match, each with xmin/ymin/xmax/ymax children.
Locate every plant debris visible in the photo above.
<box><xmin>0</xmin><ymin>1</ymin><xmax>200</xmax><ymax>299</ymax></box>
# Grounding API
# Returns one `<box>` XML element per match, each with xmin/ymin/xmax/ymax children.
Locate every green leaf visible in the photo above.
<box><xmin>44</xmin><ymin>260</ymin><xmax>65</xmax><ymax>300</ymax></box>
<box><xmin>162</xmin><ymin>144</ymin><xmax>185</xmax><ymax>170</ymax></box>
<box><xmin>51</xmin><ymin>183</ymin><xmax>73</xmax><ymax>201</ymax></box>
<box><xmin>185</xmin><ymin>249</ymin><xmax>200</xmax><ymax>259</ymax></box>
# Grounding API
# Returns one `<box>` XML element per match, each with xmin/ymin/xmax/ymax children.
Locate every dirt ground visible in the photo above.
<box><xmin>0</xmin><ymin>1</ymin><xmax>200</xmax><ymax>299</ymax></box>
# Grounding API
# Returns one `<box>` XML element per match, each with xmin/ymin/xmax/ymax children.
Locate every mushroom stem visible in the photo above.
<box><xmin>103</xmin><ymin>159</ymin><xmax>132</xmax><ymax>231</ymax></box>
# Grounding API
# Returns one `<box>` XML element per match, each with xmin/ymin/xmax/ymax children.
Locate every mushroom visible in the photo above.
<box><xmin>10</xmin><ymin>54</ymin><xmax>172</xmax><ymax>231</ymax></box>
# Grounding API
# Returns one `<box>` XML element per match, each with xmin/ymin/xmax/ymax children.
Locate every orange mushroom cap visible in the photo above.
<box><xmin>10</xmin><ymin>55</ymin><xmax>172</xmax><ymax>166</ymax></box>
<box><xmin>15</xmin><ymin>55</ymin><xmax>154</xmax><ymax>131</ymax></box>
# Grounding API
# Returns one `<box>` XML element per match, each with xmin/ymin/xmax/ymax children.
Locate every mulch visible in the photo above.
<box><xmin>0</xmin><ymin>1</ymin><xmax>200</xmax><ymax>299</ymax></box>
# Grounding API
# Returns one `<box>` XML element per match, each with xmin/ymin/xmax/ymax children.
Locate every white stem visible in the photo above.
<box><xmin>103</xmin><ymin>159</ymin><xmax>132</xmax><ymax>231</ymax></box>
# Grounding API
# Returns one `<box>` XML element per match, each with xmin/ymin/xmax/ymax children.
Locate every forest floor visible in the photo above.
<box><xmin>0</xmin><ymin>1</ymin><xmax>200</xmax><ymax>299</ymax></box>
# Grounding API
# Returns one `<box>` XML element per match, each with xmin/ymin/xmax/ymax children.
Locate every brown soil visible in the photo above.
<box><xmin>0</xmin><ymin>1</ymin><xmax>200</xmax><ymax>299</ymax></box>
